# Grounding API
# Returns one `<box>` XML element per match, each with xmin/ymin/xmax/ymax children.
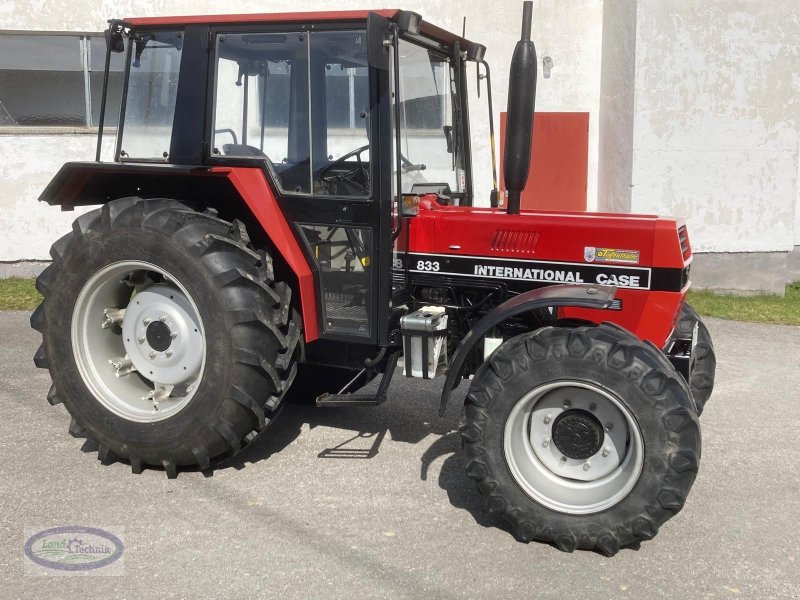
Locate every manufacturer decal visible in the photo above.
<box><xmin>401</xmin><ymin>252</ymin><xmax>652</xmax><ymax>290</ymax></box>
<box><xmin>584</xmin><ymin>247</ymin><xmax>640</xmax><ymax>265</ymax></box>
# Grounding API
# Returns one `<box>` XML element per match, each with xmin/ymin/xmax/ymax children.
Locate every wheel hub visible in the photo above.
<box><xmin>551</xmin><ymin>409</ymin><xmax>604</xmax><ymax>460</ymax></box>
<box><xmin>121</xmin><ymin>284</ymin><xmax>204</xmax><ymax>386</ymax></box>
<box><xmin>146</xmin><ymin>320</ymin><xmax>173</xmax><ymax>352</ymax></box>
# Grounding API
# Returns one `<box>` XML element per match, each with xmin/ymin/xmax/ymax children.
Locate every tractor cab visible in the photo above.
<box><xmin>92</xmin><ymin>10</ymin><xmax>489</xmax><ymax>347</ymax></box>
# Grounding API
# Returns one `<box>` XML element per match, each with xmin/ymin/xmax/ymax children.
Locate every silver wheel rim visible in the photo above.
<box><xmin>71</xmin><ymin>261</ymin><xmax>206</xmax><ymax>423</ymax></box>
<box><xmin>503</xmin><ymin>381</ymin><xmax>644</xmax><ymax>514</ymax></box>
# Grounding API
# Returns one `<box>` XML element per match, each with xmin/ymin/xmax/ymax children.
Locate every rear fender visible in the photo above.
<box><xmin>39</xmin><ymin>162</ymin><xmax>319</xmax><ymax>341</ymax></box>
<box><xmin>439</xmin><ymin>284</ymin><xmax>616</xmax><ymax>416</ymax></box>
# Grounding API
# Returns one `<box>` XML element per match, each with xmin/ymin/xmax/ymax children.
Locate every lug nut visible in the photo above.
<box><xmin>559</xmin><ymin>456</ymin><xmax>567</xmax><ymax>466</ymax></box>
<box><xmin>605</xmin><ymin>422</ymin><xmax>613</xmax><ymax>432</ymax></box>
<box><xmin>148</xmin><ymin>351</ymin><xmax>156</xmax><ymax>359</ymax></box>
<box><xmin>143</xmin><ymin>318</ymin><xmax>151</xmax><ymax>325</ymax></box>
<box><xmin>170</xmin><ymin>332</ymin><xmax>178</xmax><ymax>340</ymax></box>
<box><xmin>602</xmin><ymin>447</ymin><xmax>610</xmax><ymax>457</ymax></box>
<box><xmin>583</xmin><ymin>461</ymin><xmax>591</xmax><ymax>471</ymax></box>
<box><xmin>166</xmin><ymin>350</ymin><xmax>173</xmax><ymax>358</ymax></box>
<box><xmin>589</xmin><ymin>402</ymin><xmax>597</xmax><ymax>411</ymax></box>
<box><xmin>159</xmin><ymin>315</ymin><xmax>167</xmax><ymax>322</ymax></box>
<box><xmin>543</xmin><ymin>414</ymin><xmax>552</xmax><ymax>425</ymax></box>
<box><xmin>137</xmin><ymin>337</ymin><xmax>145</xmax><ymax>344</ymax></box>
<box><xmin>562</xmin><ymin>399</ymin><xmax>571</xmax><ymax>409</ymax></box>
<box><xmin>542</xmin><ymin>437</ymin><xmax>550</xmax><ymax>448</ymax></box>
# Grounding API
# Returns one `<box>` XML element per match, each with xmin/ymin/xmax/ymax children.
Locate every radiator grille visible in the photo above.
<box><xmin>490</xmin><ymin>229</ymin><xmax>540</xmax><ymax>254</ymax></box>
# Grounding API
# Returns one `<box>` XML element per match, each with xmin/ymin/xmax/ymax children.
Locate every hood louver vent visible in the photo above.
<box><xmin>490</xmin><ymin>229</ymin><xmax>540</xmax><ymax>254</ymax></box>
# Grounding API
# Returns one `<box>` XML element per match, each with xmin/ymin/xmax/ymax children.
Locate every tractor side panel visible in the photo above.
<box><xmin>558</xmin><ymin>290</ymin><xmax>685</xmax><ymax>348</ymax></box>
<box><xmin>404</xmin><ymin>200</ymin><xmax>690</xmax><ymax>348</ymax></box>
<box><xmin>213</xmin><ymin>166</ymin><xmax>319</xmax><ymax>342</ymax></box>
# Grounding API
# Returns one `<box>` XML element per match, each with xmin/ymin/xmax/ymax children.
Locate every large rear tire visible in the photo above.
<box><xmin>675</xmin><ymin>303</ymin><xmax>716</xmax><ymax>414</ymax></box>
<box><xmin>30</xmin><ymin>197</ymin><xmax>300</xmax><ymax>476</ymax></box>
<box><xmin>460</xmin><ymin>323</ymin><xmax>701</xmax><ymax>555</ymax></box>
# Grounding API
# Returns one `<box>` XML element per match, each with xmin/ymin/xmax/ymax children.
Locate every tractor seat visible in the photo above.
<box><xmin>222</xmin><ymin>144</ymin><xmax>270</xmax><ymax>159</ymax></box>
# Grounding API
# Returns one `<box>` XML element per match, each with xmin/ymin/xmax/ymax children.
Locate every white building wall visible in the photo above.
<box><xmin>0</xmin><ymin>136</ymin><xmax>96</xmax><ymax>261</ymax></box>
<box><xmin>597</xmin><ymin>0</ymin><xmax>637</xmax><ymax>213</ymax></box>
<box><xmin>0</xmin><ymin>0</ymin><xmax>604</xmax><ymax>261</ymax></box>
<box><xmin>629</xmin><ymin>0</ymin><xmax>800</xmax><ymax>254</ymax></box>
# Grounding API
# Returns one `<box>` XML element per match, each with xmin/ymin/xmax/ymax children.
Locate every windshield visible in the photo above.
<box><xmin>396</xmin><ymin>40</ymin><xmax>465</xmax><ymax>197</ymax></box>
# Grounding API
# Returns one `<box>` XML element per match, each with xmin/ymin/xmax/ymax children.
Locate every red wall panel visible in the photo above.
<box><xmin>499</xmin><ymin>111</ymin><xmax>589</xmax><ymax>211</ymax></box>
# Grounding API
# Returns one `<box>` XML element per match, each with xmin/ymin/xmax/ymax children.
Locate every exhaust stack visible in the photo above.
<box><xmin>503</xmin><ymin>1</ymin><xmax>537</xmax><ymax>215</ymax></box>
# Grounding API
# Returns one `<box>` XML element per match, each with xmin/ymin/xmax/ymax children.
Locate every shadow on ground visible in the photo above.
<box><xmin>219</xmin><ymin>377</ymin><xmax>504</xmax><ymax>533</ymax></box>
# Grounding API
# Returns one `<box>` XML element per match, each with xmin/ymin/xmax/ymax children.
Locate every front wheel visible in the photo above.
<box><xmin>460</xmin><ymin>323</ymin><xmax>701</xmax><ymax>554</ymax></box>
<box><xmin>675</xmin><ymin>303</ymin><xmax>716</xmax><ymax>414</ymax></box>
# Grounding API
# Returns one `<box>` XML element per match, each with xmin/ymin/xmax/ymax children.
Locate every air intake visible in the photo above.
<box><xmin>490</xmin><ymin>229</ymin><xmax>540</xmax><ymax>254</ymax></box>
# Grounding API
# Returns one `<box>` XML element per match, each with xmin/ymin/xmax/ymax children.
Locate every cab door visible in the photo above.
<box><xmin>209</xmin><ymin>18</ymin><xmax>396</xmax><ymax>345</ymax></box>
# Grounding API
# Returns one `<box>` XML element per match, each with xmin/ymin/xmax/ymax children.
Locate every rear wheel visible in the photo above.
<box><xmin>460</xmin><ymin>323</ymin><xmax>701</xmax><ymax>554</ymax></box>
<box><xmin>30</xmin><ymin>197</ymin><xmax>301</xmax><ymax>476</ymax></box>
<box><xmin>675</xmin><ymin>303</ymin><xmax>716</xmax><ymax>414</ymax></box>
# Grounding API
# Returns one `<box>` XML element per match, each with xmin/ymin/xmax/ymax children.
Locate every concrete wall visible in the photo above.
<box><xmin>631</xmin><ymin>0</ymin><xmax>799</xmax><ymax>253</ymax></box>
<box><xmin>0</xmin><ymin>135</ymin><xmax>99</xmax><ymax>262</ymax></box>
<box><xmin>628</xmin><ymin>0</ymin><xmax>799</xmax><ymax>292</ymax></box>
<box><xmin>597</xmin><ymin>0</ymin><xmax>637</xmax><ymax>213</ymax></box>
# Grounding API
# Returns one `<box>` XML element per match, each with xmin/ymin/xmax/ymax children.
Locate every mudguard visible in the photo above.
<box><xmin>439</xmin><ymin>284</ymin><xmax>616</xmax><ymax>415</ymax></box>
<box><xmin>38</xmin><ymin>161</ymin><xmax>319</xmax><ymax>341</ymax></box>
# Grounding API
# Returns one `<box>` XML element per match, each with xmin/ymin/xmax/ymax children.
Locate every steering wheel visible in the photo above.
<box><xmin>319</xmin><ymin>144</ymin><xmax>370</xmax><ymax>195</ymax></box>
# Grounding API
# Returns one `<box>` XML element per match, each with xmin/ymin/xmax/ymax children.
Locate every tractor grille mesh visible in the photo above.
<box><xmin>490</xmin><ymin>229</ymin><xmax>540</xmax><ymax>254</ymax></box>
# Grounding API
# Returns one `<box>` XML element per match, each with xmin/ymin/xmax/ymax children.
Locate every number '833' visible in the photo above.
<box><xmin>416</xmin><ymin>260</ymin><xmax>440</xmax><ymax>272</ymax></box>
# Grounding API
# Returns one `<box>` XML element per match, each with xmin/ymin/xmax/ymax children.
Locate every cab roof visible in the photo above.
<box><xmin>123</xmin><ymin>9</ymin><xmax>483</xmax><ymax>57</ymax></box>
<box><xmin>124</xmin><ymin>9</ymin><xmax>399</xmax><ymax>27</ymax></box>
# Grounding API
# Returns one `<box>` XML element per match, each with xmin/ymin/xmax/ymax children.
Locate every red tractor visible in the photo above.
<box><xmin>31</xmin><ymin>3</ymin><xmax>715</xmax><ymax>554</ymax></box>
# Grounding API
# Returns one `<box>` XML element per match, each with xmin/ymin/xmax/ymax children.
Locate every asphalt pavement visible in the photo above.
<box><xmin>0</xmin><ymin>311</ymin><xmax>798</xmax><ymax>598</ymax></box>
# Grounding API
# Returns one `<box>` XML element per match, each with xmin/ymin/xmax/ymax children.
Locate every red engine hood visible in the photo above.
<box><xmin>404</xmin><ymin>198</ymin><xmax>690</xmax><ymax>270</ymax></box>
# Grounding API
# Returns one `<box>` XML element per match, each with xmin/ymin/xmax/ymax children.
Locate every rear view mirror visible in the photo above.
<box><xmin>443</xmin><ymin>125</ymin><xmax>453</xmax><ymax>153</ymax></box>
<box><xmin>106</xmin><ymin>28</ymin><xmax>125</xmax><ymax>53</ymax></box>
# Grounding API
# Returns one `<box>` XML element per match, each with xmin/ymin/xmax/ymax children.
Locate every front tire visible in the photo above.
<box><xmin>675</xmin><ymin>303</ymin><xmax>716</xmax><ymax>414</ymax></box>
<box><xmin>460</xmin><ymin>323</ymin><xmax>701</xmax><ymax>554</ymax></box>
<box><xmin>30</xmin><ymin>197</ymin><xmax>300</xmax><ymax>476</ymax></box>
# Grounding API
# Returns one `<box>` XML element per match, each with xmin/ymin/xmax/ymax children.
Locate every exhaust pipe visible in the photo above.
<box><xmin>503</xmin><ymin>1</ymin><xmax>537</xmax><ymax>215</ymax></box>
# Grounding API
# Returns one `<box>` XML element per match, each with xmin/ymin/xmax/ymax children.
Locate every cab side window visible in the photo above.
<box><xmin>211</xmin><ymin>30</ymin><xmax>370</xmax><ymax>197</ymax></box>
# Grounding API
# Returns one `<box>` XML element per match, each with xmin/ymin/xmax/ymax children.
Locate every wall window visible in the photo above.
<box><xmin>0</xmin><ymin>32</ymin><xmax>124</xmax><ymax>129</ymax></box>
